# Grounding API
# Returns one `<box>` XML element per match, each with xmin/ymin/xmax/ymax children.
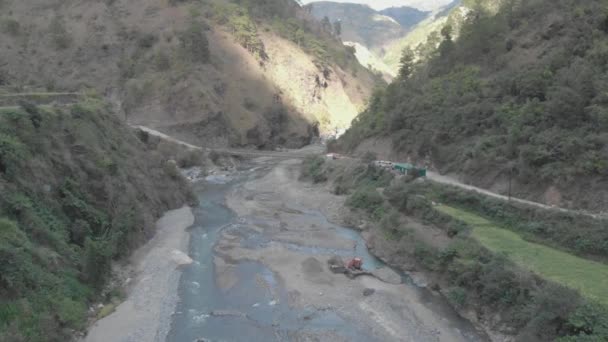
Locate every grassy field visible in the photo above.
<box><xmin>437</xmin><ymin>205</ymin><xmax>608</xmax><ymax>305</ymax></box>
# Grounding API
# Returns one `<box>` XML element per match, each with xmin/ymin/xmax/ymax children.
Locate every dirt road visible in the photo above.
<box><xmin>425</xmin><ymin>171</ymin><xmax>607</xmax><ymax>219</ymax></box>
<box><xmin>136</xmin><ymin>125</ymin><xmax>606</xmax><ymax>219</ymax></box>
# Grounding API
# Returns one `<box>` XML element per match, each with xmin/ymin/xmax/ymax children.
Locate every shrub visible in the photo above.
<box><xmin>177</xmin><ymin>150</ymin><xmax>202</xmax><ymax>168</ymax></box>
<box><xmin>300</xmin><ymin>155</ymin><xmax>327</xmax><ymax>183</ymax></box>
<box><xmin>137</xmin><ymin>32</ymin><xmax>157</xmax><ymax>49</ymax></box>
<box><xmin>379</xmin><ymin>209</ymin><xmax>408</xmax><ymax>240</ymax></box>
<box><xmin>208</xmin><ymin>150</ymin><xmax>220</xmax><ymax>164</ymax></box>
<box><xmin>1</xmin><ymin>17</ymin><xmax>20</xmax><ymax>36</ymax></box>
<box><xmin>0</xmin><ymin>132</ymin><xmax>27</xmax><ymax>177</ymax></box>
<box><xmin>560</xmin><ymin>302</ymin><xmax>608</xmax><ymax>341</ymax></box>
<box><xmin>446</xmin><ymin>286</ymin><xmax>467</xmax><ymax>308</ymax></box>
<box><xmin>155</xmin><ymin>50</ymin><xmax>171</xmax><ymax>71</ymax></box>
<box><xmin>49</xmin><ymin>16</ymin><xmax>71</xmax><ymax>50</ymax></box>
<box><xmin>83</xmin><ymin>238</ymin><xmax>113</xmax><ymax>289</ymax></box>
<box><xmin>521</xmin><ymin>283</ymin><xmax>581</xmax><ymax>340</ymax></box>
<box><xmin>413</xmin><ymin>242</ymin><xmax>438</xmax><ymax>269</ymax></box>
<box><xmin>346</xmin><ymin>186</ymin><xmax>383</xmax><ymax>213</ymax></box>
<box><xmin>180</xmin><ymin>21</ymin><xmax>210</xmax><ymax>63</ymax></box>
<box><xmin>362</xmin><ymin>151</ymin><xmax>377</xmax><ymax>164</ymax></box>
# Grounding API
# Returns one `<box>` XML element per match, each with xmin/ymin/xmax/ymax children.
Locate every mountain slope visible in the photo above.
<box><xmin>306</xmin><ymin>1</ymin><xmax>426</xmax><ymax>78</ymax></box>
<box><xmin>0</xmin><ymin>100</ymin><xmax>193</xmax><ymax>341</ymax></box>
<box><xmin>337</xmin><ymin>0</ymin><xmax>608</xmax><ymax>212</ymax></box>
<box><xmin>380</xmin><ymin>0</ymin><xmax>463</xmax><ymax>71</ymax></box>
<box><xmin>307</xmin><ymin>1</ymin><xmax>464</xmax><ymax>76</ymax></box>
<box><xmin>0</xmin><ymin>0</ymin><xmax>379</xmax><ymax>148</ymax></box>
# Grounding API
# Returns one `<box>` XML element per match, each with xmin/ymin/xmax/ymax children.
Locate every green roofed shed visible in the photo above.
<box><xmin>393</xmin><ymin>163</ymin><xmax>427</xmax><ymax>177</ymax></box>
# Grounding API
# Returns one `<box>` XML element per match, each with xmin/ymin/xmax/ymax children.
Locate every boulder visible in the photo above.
<box><xmin>371</xmin><ymin>267</ymin><xmax>402</xmax><ymax>285</ymax></box>
<box><xmin>363</xmin><ymin>288</ymin><xmax>375</xmax><ymax>297</ymax></box>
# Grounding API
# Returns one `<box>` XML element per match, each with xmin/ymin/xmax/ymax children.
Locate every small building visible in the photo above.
<box><xmin>393</xmin><ymin>163</ymin><xmax>427</xmax><ymax>177</ymax></box>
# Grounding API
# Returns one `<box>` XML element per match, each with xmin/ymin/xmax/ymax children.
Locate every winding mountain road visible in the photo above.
<box><xmin>134</xmin><ymin>125</ymin><xmax>607</xmax><ymax>220</ymax></box>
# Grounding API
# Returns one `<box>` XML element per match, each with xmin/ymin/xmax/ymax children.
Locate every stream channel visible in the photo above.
<box><xmin>166</xmin><ymin>167</ymin><xmax>489</xmax><ymax>342</ymax></box>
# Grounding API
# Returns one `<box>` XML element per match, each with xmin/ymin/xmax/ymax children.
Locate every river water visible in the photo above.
<box><xmin>166</xmin><ymin>169</ymin><xmax>489</xmax><ymax>342</ymax></box>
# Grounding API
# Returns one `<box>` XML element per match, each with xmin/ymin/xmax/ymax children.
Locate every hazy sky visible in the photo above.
<box><xmin>301</xmin><ymin>0</ymin><xmax>454</xmax><ymax>11</ymax></box>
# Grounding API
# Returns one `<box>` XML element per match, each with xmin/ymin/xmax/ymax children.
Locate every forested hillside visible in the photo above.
<box><xmin>338</xmin><ymin>0</ymin><xmax>608</xmax><ymax>211</ymax></box>
<box><xmin>0</xmin><ymin>0</ymin><xmax>379</xmax><ymax>148</ymax></box>
<box><xmin>308</xmin><ymin>0</ymin><xmax>464</xmax><ymax>76</ymax></box>
<box><xmin>0</xmin><ymin>100</ymin><xmax>193</xmax><ymax>341</ymax></box>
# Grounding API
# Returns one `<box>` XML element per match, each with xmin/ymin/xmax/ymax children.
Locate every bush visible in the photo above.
<box><xmin>379</xmin><ymin>209</ymin><xmax>409</xmax><ymax>240</ymax></box>
<box><xmin>179</xmin><ymin>21</ymin><xmax>210</xmax><ymax>63</ymax></box>
<box><xmin>155</xmin><ymin>50</ymin><xmax>171</xmax><ymax>71</ymax></box>
<box><xmin>521</xmin><ymin>283</ymin><xmax>581</xmax><ymax>340</ymax></box>
<box><xmin>346</xmin><ymin>187</ymin><xmax>384</xmax><ymax>219</ymax></box>
<box><xmin>446</xmin><ymin>286</ymin><xmax>467</xmax><ymax>308</ymax></box>
<box><xmin>0</xmin><ymin>133</ymin><xmax>27</xmax><ymax>177</ymax></box>
<box><xmin>49</xmin><ymin>16</ymin><xmax>71</xmax><ymax>50</ymax></box>
<box><xmin>137</xmin><ymin>32</ymin><xmax>157</xmax><ymax>49</ymax></box>
<box><xmin>362</xmin><ymin>151</ymin><xmax>377</xmax><ymax>164</ymax></box>
<box><xmin>209</xmin><ymin>150</ymin><xmax>220</xmax><ymax>164</ymax></box>
<box><xmin>83</xmin><ymin>238</ymin><xmax>113</xmax><ymax>290</ymax></box>
<box><xmin>300</xmin><ymin>155</ymin><xmax>327</xmax><ymax>183</ymax></box>
<box><xmin>560</xmin><ymin>302</ymin><xmax>608</xmax><ymax>341</ymax></box>
<box><xmin>1</xmin><ymin>17</ymin><xmax>20</xmax><ymax>36</ymax></box>
<box><xmin>177</xmin><ymin>150</ymin><xmax>203</xmax><ymax>168</ymax></box>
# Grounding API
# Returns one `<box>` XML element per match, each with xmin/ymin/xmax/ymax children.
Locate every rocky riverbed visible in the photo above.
<box><xmin>168</xmin><ymin>156</ymin><xmax>489</xmax><ymax>341</ymax></box>
<box><xmin>85</xmin><ymin>154</ymin><xmax>490</xmax><ymax>342</ymax></box>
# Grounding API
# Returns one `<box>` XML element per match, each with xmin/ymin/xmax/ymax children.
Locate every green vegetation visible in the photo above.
<box><xmin>385</xmin><ymin>179</ymin><xmax>608</xmax><ymax>341</ymax></box>
<box><xmin>424</xmin><ymin>183</ymin><xmax>608</xmax><ymax>261</ymax></box>
<box><xmin>438</xmin><ymin>205</ymin><xmax>608</xmax><ymax>306</ymax></box>
<box><xmin>1</xmin><ymin>16</ymin><xmax>20</xmax><ymax>36</ymax></box>
<box><xmin>210</xmin><ymin>2</ymin><xmax>267</xmax><ymax>60</ymax></box>
<box><xmin>49</xmin><ymin>16</ymin><xmax>71</xmax><ymax>50</ymax></box>
<box><xmin>0</xmin><ymin>101</ymin><xmax>192</xmax><ymax>341</ymax></box>
<box><xmin>346</xmin><ymin>187</ymin><xmax>385</xmax><ymax>220</ymax></box>
<box><xmin>179</xmin><ymin>21</ymin><xmax>210</xmax><ymax>63</ymax></box>
<box><xmin>303</xmin><ymin>157</ymin><xmax>608</xmax><ymax>340</ymax></box>
<box><xmin>339</xmin><ymin>0</ymin><xmax>608</xmax><ymax>209</ymax></box>
<box><xmin>299</xmin><ymin>155</ymin><xmax>327</xmax><ymax>183</ymax></box>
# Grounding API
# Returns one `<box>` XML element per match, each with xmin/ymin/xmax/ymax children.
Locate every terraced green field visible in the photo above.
<box><xmin>437</xmin><ymin>205</ymin><xmax>608</xmax><ymax>305</ymax></box>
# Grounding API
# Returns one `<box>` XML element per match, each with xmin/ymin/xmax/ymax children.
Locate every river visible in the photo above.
<box><xmin>166</xmin><ymin>159</ymin><xmax>490</xmax><ymax>342</ymax></box>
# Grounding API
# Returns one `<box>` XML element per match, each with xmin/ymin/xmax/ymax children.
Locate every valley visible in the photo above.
<box><xmin>1</xmin><ymin>0</ymin><xmax>607</xmax><ymax>341</ymax></box>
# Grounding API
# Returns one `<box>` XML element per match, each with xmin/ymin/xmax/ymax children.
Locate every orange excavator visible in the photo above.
<box><xmin>328</xmin><ymin>256</ymin><xmax>369</xmax><ymax>279</ymax></box>
<box><xmin>347</xmin><ymin>257</ymin><xmax>363</xmax><ymax>271</ymax></box>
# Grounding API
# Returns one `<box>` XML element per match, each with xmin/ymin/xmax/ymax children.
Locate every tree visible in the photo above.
<box><xmin>321</xmin><ymin>16</ymin><xmax>332</xmax><ymax>33</ymax></box>
<box><xmin>333</xmin><ymin>20</ymin><xmax>342</xmax><ymax>37</ymax></box>
<box><xmin>83</xmin><ymin>238</ymin><xmax>113</xmax><ymax>289</ymax></box>
<box><xmin>180</xmin><ymin>22</ymin><xmax>210</xmax><ymax>63</ymax></box>
<box><xmin>398</xmin><ymin>47</ymin><xmax>416</xmax><ymax>79</ymax></box>
<box><xmin>441</xmin><ymin>24</ymin><xmax>453</xmax><ymax>41</ymax></box>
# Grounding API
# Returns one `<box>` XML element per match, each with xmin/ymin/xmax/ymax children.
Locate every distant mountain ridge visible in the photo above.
<box><xmin>379</xmin><ymin>6</ymin><xmax>429</xmax><ymax>28</ymax></box>
<box><xmin>307</xmin><ymin>1</ymin><xmax>432</xmax><ymax>77</ymax></box>
<box><xmin>307</xmin><ymin>2</ymin><xmax>407</xmax><ymax>48</ymax></box>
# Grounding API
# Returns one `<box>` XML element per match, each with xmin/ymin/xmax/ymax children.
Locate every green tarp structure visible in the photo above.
<box><xmin>393</xmin><ymin>163</ymin><xmax>427</xmax><ymax>177</ymax></box>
